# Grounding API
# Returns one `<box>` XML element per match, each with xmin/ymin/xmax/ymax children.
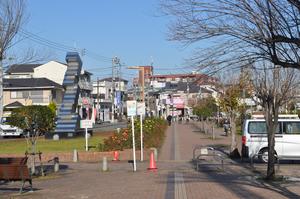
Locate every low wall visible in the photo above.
<box><xmin>0</xmin><ymin>149</ymin><xmax>153</xmax><ymax>163</ymax></box>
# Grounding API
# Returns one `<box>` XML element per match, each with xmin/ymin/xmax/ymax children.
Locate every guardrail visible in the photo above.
<box><xmin>192</xmin><ymin>145</ymin><xmax>224</xmax><ymax>171</ymax></box>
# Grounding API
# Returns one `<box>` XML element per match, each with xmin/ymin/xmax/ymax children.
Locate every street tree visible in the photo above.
<box><xmin>251</xmin><ymin>65</ymin><xmax>300</xmax><ymax>180</ymax></box>
<box><xmin>193</xmin><ymin>96</ymin><xmax>217</xmax><ymax>120</ymax></box>
<box><xmin>161</xmin><ymin>0</ymin><xmax>300</xmax><ymax>181</ymax></box>
<box><xmin>218</xmin><ymin>81</ymin><xmax>242</xmax><ymax>157</ymax></box>
<box><xmin>0</xmin><ymin>0</ymin><xmax>26</xmax><ymax>117</ymax></box>
<box><xmin>10</xmin><ymin>105</ymin><xmax>55</xmax><ymax>174</ymax></box>
<box><xmin>161</xmin><ymin>0</ymin><xmax>300</xmax><ymax>72</ymax></box>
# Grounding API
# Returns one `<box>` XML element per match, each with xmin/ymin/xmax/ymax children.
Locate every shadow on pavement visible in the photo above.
<box><xmin>192</xmin><ymin>147</ymin><xmax>300</xmax><ymax>198</ymax></box>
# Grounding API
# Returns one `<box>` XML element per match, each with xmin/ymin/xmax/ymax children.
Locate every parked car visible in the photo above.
<box><xmin>242</xmin><ymin>117</ymin><xmax>300</xmax><ymax>163</ymax></box>
<box><xmin>0</xmin><ymin>117</ymin><xmax>23</xmax><ymax>137</ymax></box>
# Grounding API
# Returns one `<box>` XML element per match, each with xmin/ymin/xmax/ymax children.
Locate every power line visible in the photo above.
<box><xmin>19</xmin><ymin>29</ymin><xmax>112</xmax><ymax>63</ymax></box>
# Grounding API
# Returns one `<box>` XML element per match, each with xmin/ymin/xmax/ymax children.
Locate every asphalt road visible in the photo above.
<box><xmin>0</xmin><ymin>121</ymin><xmax>128</xmax><ymax>141</ymax></box>
<box><xmin>93</xmin><ymin>121</ymin><xmax>128</xmax><ymax>133</ymax></box>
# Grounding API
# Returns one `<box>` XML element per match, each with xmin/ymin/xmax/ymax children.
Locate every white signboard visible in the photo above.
<box><xmin>200</xmin><ymin>148</ymin><xmax>208</xmax><ymax>155</ymax></box>
<box><xmin>80</xmin><ymin>120</ymin><xmax>93</xmax><ymax>128</ymax></box>
<box><xmin>127</xmin><ymin>100</ymin><xmax>137</xmax><ymax>116</ymax></box>
<box><xmin>103</xmin><ymin>109</ymin><xmax>110</xmax><ymax>122</ymax></box>
<box><xmin>137</xmin><ymin>102</ymin><xmax>145</xmax><ymax>116</ymax></box>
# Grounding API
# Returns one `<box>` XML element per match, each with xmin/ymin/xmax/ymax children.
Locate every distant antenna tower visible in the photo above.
<box><xmin>150</xmin><ymin>56</ymin><xmax>154</xmax><ymax>66</ymax></box>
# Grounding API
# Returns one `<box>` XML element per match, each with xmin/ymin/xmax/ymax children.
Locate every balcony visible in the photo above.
<box><xmin>78</xmin><ymin>80</ymin><xmax>93</xmax><ymax>91</ymax></box>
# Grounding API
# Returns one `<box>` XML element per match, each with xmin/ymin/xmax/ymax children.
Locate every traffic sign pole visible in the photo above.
<box><xmin>80</xmin><ymin>120</ymin><xmax>93</xmax><ymax>152</ymax></box>
<box><xmin>140</xmin><ymin>114</ymin><xmax>143</xmax><ymax>162</ymax></box>
<box><xmin>131</xmin><ymin>115</ymin><xmax>136</xmax><ymax>171</ymax></box>
<box><xmin>85</xmin><ymin>127</ymin><xmax>88</xmax><ymax>151</ymax></box>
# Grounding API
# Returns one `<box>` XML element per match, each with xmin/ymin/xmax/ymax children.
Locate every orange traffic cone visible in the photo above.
<box><xmin>112</xmin><ymin>151</ymin><xmax>120</xmax><ymax>161</ymax></box>
<box><xmin>148</xmin><ymin>151</ymin><xmax>157</xmax><ymax>170</ymax></box>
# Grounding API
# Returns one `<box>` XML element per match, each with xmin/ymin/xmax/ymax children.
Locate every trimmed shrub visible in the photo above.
<box><xmin>97</xmin><ymin>117</ymin><xmax>167</xmax><ymax>151</ymax></box>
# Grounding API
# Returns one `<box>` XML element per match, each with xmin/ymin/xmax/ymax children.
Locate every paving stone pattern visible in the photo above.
<box><xmin>2</xmin><ymin>121</ymin><xmax>300</xmax><ymax>198</ymax></box>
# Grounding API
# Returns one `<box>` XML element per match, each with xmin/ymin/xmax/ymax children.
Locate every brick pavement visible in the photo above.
<box><xmin>2</xmin><ymin>121</ymin><xmax>300</xmax><ymax>198</ymax></box>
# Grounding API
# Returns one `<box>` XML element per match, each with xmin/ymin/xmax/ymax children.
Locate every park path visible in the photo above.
<box><xmin>158</xmin><ymin>121</ymin><xmax>300</xmax><ymax>199</ymax></box>
<box><xmin>2</xmin><ymin>121</ymin><xmax>300</xmax><ymax>198</ymax></box>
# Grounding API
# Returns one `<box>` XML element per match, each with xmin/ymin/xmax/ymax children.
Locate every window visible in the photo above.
<box><xmin>31</xmin><ymin>90</ymin><xmax>43</xmax><ymax>103</ymax></box>
<box><xmin>23</xmin><ymin>91</ymin><xmax>29</xmax><ymax>98</ymax></box>
<box><xmin>11</xmin><ymin>91</ymin><xmax>27</xmax><ymax>99</ymax></box>
<box><xmin>248</xmin><ymin>122</ymin><xmax>280</xmax><ymax>134</ymax></box>
<box><xmin>283</xmin><ymin>122</ymin><xmax>300</xmax><ymax>134</ymax></box>
<box><xmin>10</xmin><ymin>91</ymin><xmax>17</xmax><ymax>99</ymax></box>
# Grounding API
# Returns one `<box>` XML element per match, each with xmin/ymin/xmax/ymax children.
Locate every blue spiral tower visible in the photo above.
<box><xmin>54</xmin><ymin>52</ymin><xmax>82</xmax><ymax>138</ymax></box>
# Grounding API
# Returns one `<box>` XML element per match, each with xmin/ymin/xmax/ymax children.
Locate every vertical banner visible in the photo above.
<box><xmin>116</xmin><ymin>91</ymin><xmax>122</xmax><ymax>105</ymax></box>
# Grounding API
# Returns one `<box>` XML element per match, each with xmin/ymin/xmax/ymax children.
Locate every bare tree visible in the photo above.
<box><xmin>0</xmin><ymin>0</ymin><xmax>26</xmax><ymax>117</ymax></box>
<box><xmin>161</xmin><ymin>0</ymin><xmax>300</xmax><ymax>72</ymax></box>
<box><xmin>251</xmin><ymin>65</ymin><xmax>300</xmax><ymax>180</ymax></box>
<box><xmin>161</xmin><ymin>0</ymin><xmax>300</xmax><ymax>181</ymax></box>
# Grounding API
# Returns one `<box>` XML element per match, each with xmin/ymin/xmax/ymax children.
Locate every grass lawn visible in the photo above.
<box><xmin>0</xmin><ymin>134</ymin><xmax>107</xmax><ymax>155</ymax></box>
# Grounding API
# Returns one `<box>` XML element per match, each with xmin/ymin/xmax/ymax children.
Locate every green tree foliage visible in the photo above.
<box><xmin>48</xmin><ymin>101</ymin><xmax>57</xmax><ymax>116</ymax></box>
<box><xmin>9</xmin><ymin>105</ymin><xmax>55</xmax><ymax>134</ymax></box>
<box><xmin>193</xmin><ymin>97</ymin><xmax>217</xmax><ymax>119</ymax></box>
<box><xmin>218</xmin><ymin>83</ymin><xmax>243</xmax><ymax>155</ymax></box>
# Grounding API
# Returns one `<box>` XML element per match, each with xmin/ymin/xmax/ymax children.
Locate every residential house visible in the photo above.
<box><xmin>144</xmin><ymin>72</ymin><xmax>219</xmax><ymax>118</ymax></box>
<box><xmin>4</xmin><ymin>60</ymin><xmax>93</xmax><ymax>119</ymax></box>
<box><xmin>92</xmin><ymin>77</ymin><xmax>128</xmax><ymax>121</ymax></box>
<box><xmin>3</xmin><ymin>78</ymin><xmax>63</xmax><ymax>114</ymax></box>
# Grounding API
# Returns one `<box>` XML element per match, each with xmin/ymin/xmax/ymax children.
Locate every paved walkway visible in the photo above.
<box><xmin>2</xmin><ymin>121</ymin><xmax>300</xmax><ymax>198</ymax></box>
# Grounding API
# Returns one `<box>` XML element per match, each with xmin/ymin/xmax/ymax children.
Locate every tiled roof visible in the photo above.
<box><xmin>98</xmin><ymin>77</ymin><xmax>128</xmax><ymax>83</ymax></box>
<box><xmin>3</xmin><ymin>78</ymin><xmax>63</xmax><ymax>89</ymax></box>
<box><xmin>4</xmin><ymin>101</ymin><xmax>24</xmax><ymax>108</ymax></box>
<box><xmin>5</xmin><ymin>64</ymin><xmax>42</xmax><ymax>73</ymax></box>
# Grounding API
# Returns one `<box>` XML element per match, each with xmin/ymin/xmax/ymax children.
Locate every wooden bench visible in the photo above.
<box><xmin>0</xmin><ymin>157</ymin><xmax>33</xmax><ymax>193</ymax></box>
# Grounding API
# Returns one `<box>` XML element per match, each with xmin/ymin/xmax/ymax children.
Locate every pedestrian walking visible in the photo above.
<box><xmin>167</xmin><ymin>115</ymin><xmax>172</xmax><ymax>126</ymax></box>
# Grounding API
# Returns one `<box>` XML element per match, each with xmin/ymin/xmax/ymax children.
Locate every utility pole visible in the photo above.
<box><xmin>112</xmin><ymin>57</ymin><xmax>120</xmax><ymax>123</ymax></box>
<box><xmin>127</xmin><ymin>66</ymin><xmax>145</xmax><ymax>102</ymax></box>
<box><xmin>117</xmin><ymin>60</ymin><xmax>122</xmax><ymax>120</ymax></box>
<box><xmin>141</xmin><ymin>67</ymin><xmax>145</xmax><ymax>103</ymax></box>
<box><xmin>97</xmin><ymin>77</ymin><xmax>100</xmax><ymax>122</ymax></box>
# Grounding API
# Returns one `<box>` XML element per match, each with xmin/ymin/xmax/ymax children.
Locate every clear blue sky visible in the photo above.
<box><xmin>13</xmin><ymin>0</ymin><xmax>195</xmax><ymax>81</ymax></box>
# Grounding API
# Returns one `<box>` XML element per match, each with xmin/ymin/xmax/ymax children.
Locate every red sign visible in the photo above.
<box><xmin>82</xmin><ymin>98</ymin><xmax>89</xmax><ymax>105</ymax></box>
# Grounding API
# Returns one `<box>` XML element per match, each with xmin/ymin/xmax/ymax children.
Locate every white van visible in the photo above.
<box><xmin>242</xmin><ymin>118</ymin><xmax>300</xmax><ymax>162</ymax></box>
<box><xmin>0</xmin><ymin>117</ymin><xmax>23</xmax><ymax>137</ymax></box>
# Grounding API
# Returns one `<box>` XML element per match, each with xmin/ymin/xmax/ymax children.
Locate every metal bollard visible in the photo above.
<box><xmin>54</xmin><ymin>157</ymin><xmax>59</xmax><ymax>172</ymax></box>
<box><xmin>102</xmin><ymin>157</ymin><xmax>108</xmax><ymax>172</ymax></box>
<box><xmin>73</xmin><ymin>149</ymin><xmax>78</xmax><ymax>162</ymax></box>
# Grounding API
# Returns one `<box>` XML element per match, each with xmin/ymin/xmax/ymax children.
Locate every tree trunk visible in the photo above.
<box><xmin>30</xmin><ymin>139</ymin><xmax>37</xmax><ymax>175</ymax></box>
<box><xmin>229</xmin><ymin>114</ymin><xmax>240</xmax><ymax>158</ymax></box>
<box><xmin>230</xmin><ymin>116</ymin><xmax>237</xmax><ymax>152</ymax></box>
<box><xmin>265</xmin><ymin>103</ymin><xmax>278</xmax><ymax>180</ymax></box>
